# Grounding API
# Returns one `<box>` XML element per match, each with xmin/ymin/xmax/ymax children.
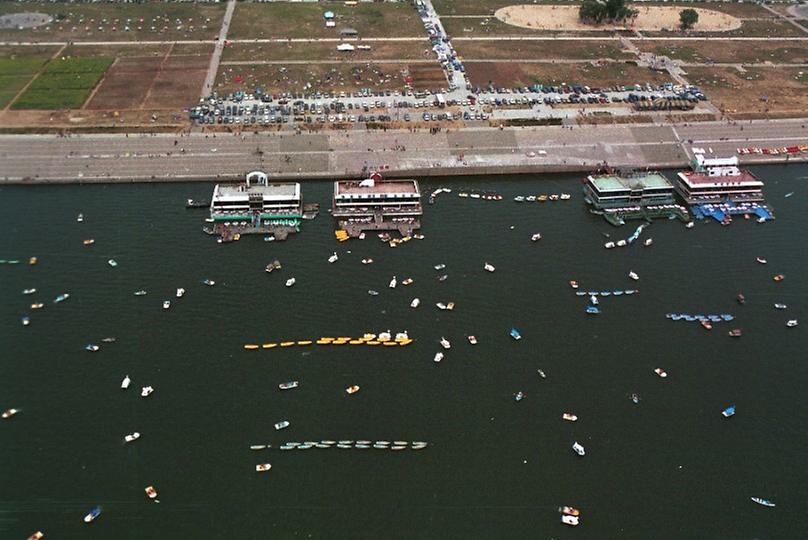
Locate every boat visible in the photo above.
<box><xmin>141</xmin><ymin>386</ymin><xmax>154</xmax><ymax>397</ymax></box>
<box><xmin>774</xmin><ymin>303</ymin><xmax>787</xmax><ymax>310</ymax></box>
<box><xmin>434</xmin><ymin>264</ymin><xmax>446</xmax><ymax>270</ymax></box>
<box><xmin>467</xmin><ymin>335</ymin><xmax>477</xmax><ymax>345</ymax></box>
<box><xmin>631</xmin><ymin>393</ymin><xmax>640</xmax><ymax>404</ymax></box>
<box><xmin>531</xmin><ymin>233</ymin><xmax>542</xmax><ymax>242</ymax></box>
<box><xmin>562</xmin><ymin>515</ymin><xmax>579</xmax><ymax>526</ymax></box>
<box><xmin>286</xmin><ymin>278</ymin><xmax>296</xmax><ymax>287</ymax></box>
<box><xmin>644</xmin><ymin>238</ymin><xmax>653</xmax><ymax>247</ymax></box>
<box><xmin>773</xmin><ymin>274</ymin><xmax>785</xmax><ymax>282</ymax></box>
<box><xmin>787</xmin><ymin>320</ymin><xmax>798</xmax><ymax>327</ymax></box>
<box><xmin>2</xmin><ymin>408</ymin><xmax>19</xmax><ymax>419</ymax></box>
<box><xmin>53</xmin><ymin>293</ymin><xmax>70</xmax><ymax>304</ymax></box>
<box><xmin>401</xmin><ymin>277</ymin><xmax>415</xmax><ymax>287</ymax></box>
<box><xmin>134</xmin><ymin>290</ymin><xmax>147</xmax><ymax>296</ymax></box>
<box><xmin>628</xmin><ymin>271</ymin><xmax>639</xmax><ymax>281</ymax></box>
<box><xmin>756</xmin><ymin>257</ymin><xmax>767</xmax><ymax>264</ymax></box>
<box><xmin>274</xmin><ymin>420</ymin><xmax>290</xmax><ymax>430</ymax></box>
<box><xmin>446</xmin><ymin>302</ymin><xmax>455</xmax><ymax>310</ymax></box>
<box><xmin>143</xmin><ymin>485</ymin><xmax>157</xmax><ymax>498</ymax></box>
<box><xmin>22</xmin><ymin>288</ymin><xmax>36</xmax><ymax>295</ymax></box>
<box><xmin>572</xmin><ymin>442</ymin><xmax>585</xmax><ymax>456</ymax></box>
<box><xmin>559</xmin><ymin>506</ymin><xmax>581</xmax><ymax>517</ymax></box>
<box><xmin>27</xmin><ymin>531</ymin><xmax>43</xmax><ymax>540</ymax></box>
<box><xmin>108</xmin><ymin>259</ymin><xmax>118</xmax><ymax>267</ymax></box>
<box><xmin>510</xmin><ymin>328</ymin><xmax>521</xmax><ymax>340</ymax></box>
<box><xmin>569</xmin><ymin>280</ymin><xmax>579</xmax><ymax>289</ymax></box>
<box><xmin>436</xmin><ymin>302</ymin><xmax>448</xmax><ymax>310</ymax></box>
<box><xmin>367</xmin><ymin>290</ymin><xmax>379</xmax><ymax>296</ymax></box>
<box><xmin>654</xmin><ymin>368</ymin><xmax>668</xmax><ymax>378</ymax></box>
<box><xmin>30</xmin><ymin>302</ymin><xmax>44</xmax><ymax>310</ymax></box>
<box><xmin>389</xmin><ymin>276</ymin><xmax>397</xmax><ymax>288</ymax></box>
<box><xmin>728</xmin><ymin>329</ymin><xmax>743</xmax><ymax>338</ymax></box>
<box><xmin>616</xmin><ymin>239</ymin><xmax>627</xmax><ymax>247</ymax></box>
<box><xmin>604</xmin><ymin>242</ymin><xmax>615</xmax><ymax>249</ymax></box>
<box><xmin>722</xmin><ymin>405</ymin><xmax>736</xmax><ymax>418</ymax></box>
<box><xmin>701</xmin><ymin>320</ymin><xmax>712</xmax><ymax>330</ymax></box>
<box><xmin>361</xmin><ymin>258</ymin><xmax>373</xmax><ymax>265</ymax></box>
<box><xmin>124</xmin><ymin>431</ymin><xmax>140</xmax><ymax>443</ymax></box>
<box><xmin>176</xmin><ymin>288</ymin><xmax>185</xmax><ymax>298</ymax></box>
<box><xmin>410</xmin><ymin>298</ymin><xmax>420</xmax><ymax>308</ymax></box>
<box><xmin>21</xmin><ymin>316</ymin><xmax>30</xmax><ymax>326</ymax></box>
<box><xmin>77</xmin><ymin>213</ymin><xmax>84</xmax><ymax>223</ymax></box>
<box><xmin>562</xmin><ymin>413</ymin><xmax>578</xmax><ymax>422</ymax></box>
<box><xmin>279</xmin><ymin>381</ymin><xmax>299</xmax><ymax>390</ymax></box>
<box><xmin>514</xmin><ymin>391</ymin><xmax>525</xmax><ymax>402</ymax></box>
<box><xmin>263</xmin><ymin>234</ymin><xmax>275</xmax><ymax>242</ymax></box>
<box><xmin>163</xmin><ymin>300</ymin><xmax>171</xmax><ymax>310</ymax></box>
<box><xmin>589</xmin><ymin>295</ymin><xmax>599</xmax><ymax>306</ymax></box>
<box><xmin>737</xmin><ymin>293</ymin><xmax>746</xmax><ymax>305</ymax></box>
<box><xmin>83</xmin><ymin>239</ymin><xmax>95</xmax><ymax>246</ymax></box>
<box><xmin>686</xmin><ymin>221</ymin><xmax>695</xmax><ymax>229</ymax></box>
<box><xmin>346</xmin><ymin>385</ymin><xmax>360</xmax><ymax>394</ymax></box>
<box><xmin>85</xmin><ymin>344</ymin><xmax>99</xmax><ymax>352</ymax></box>
<box><xmin>751</xmin><ymin>497</ymin><xmax>776</xmax><ymax>507</ymax></box>
<box><xmin>586</xmin><ymin>306</ymin><xmax>600</xmax><ymax>315</ymax></box>
<box><xmin>514</xmin><ymin>196</ymin><xmax>525</xmax><ymax>202</ymax></box>
<box><xmin>328</xmin><ymin>252</ymin><xmax>338</xmax><ymax>263</ymax></box>
<box><xmin>440</xmin><ymin>337</ymin><xmax>451</xmax><ymax>350</ymax></box>
<box><xmin>203</xmin><ymin>279</ymin><xmax>215</xmax><ymax>287</ymax></box>
<box><xmin>537</xmin><ymin>369</ymin><xmax>546</xmax><ymax>379</ymax></box>
<box><xmin>265</xmin><ymin>260</ymin><xmax>282</xmax><ymax>273</ymax></box>
<box><xmin>256</xmin><ymin>463</ymin><xmax>272</xmax><ymax>472</ymax></box>
<box><xmin>785</xmin><ymin>192</ymin><xmax>794</xmax><ymax>198</ymax></box>
<box><xmin>437</xmin><ymin>274</ymin><xmax>448</xmax><ymax>282</ymax></box>
<box><xmin>484</xmin><ymin>262</ymin><xmax>495</xmax><ymax>272</ymax></box>
<box><xmin>83</xmin><ymin>506</ymin><xmax>101</xmax><ymax>523</ymax></box>
<box><xmin>433</xmin><ymin>352</ymin><xmax>444</xmax><ymax>363</ymax></box>
<box><xmin>121</xmin><ymin>375</ymin><xmax>131</xmax><ymax>389</ymax></box>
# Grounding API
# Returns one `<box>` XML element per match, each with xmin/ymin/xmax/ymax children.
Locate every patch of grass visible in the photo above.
<box><xmin>0</xmin><ymin>56</ymin><xmax>51</xmax><ymax>107</ymax></box>
<box><xmin>13</xmin><ymin>56</ymin><xmax>112</xmax><ymax>109</ymax></box>
<box><xmin>12</xmin><ymin>88</ymin><xmax>90</xmax><ymax>109</ymax></box>
<box><xmin>637</xmin><ymin>40</ymin><xmax>808</xmax><ymax>64</ymax></box>
<box><xmin>221</xmin><ymin>41</ymin><xmax>433</xmax><ymax>63</ymax></box>
<box><xmin>454</xmin><ymin>39</ymin><xmax>634</xmax><ymax>60</ymax></box>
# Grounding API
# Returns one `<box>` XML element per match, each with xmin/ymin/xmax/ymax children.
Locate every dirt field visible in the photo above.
<box><xmin>228</xmin><ymin>2</ymin><xmax>424</xmax><ymax>40</ymax></box>
<box><xmin>215</xmin><ymin>63</ymin><xmax>410</xmax><ymax>95</ymax></box>
<box><xmin>495</xmin><ymin>5</ymin><xmax>742</xmax><ymax>32</ymax></box>
<box><xmin>454</xmin><ymin>40</ymin><xmax>635</xmax><ymax>61</ymax></box>
<box><xmin>221</xmin><ymin>41</ymin><xmax>434</xmax><ymax>63</ymax></box>
<box><xmin>465</xmin><ymin>61</ymin><xmax>671</xmax><ymax>88</ymax></box>
<box><xmin>635</xmin><ymin>40</ymin><xmax>808</xmax><ymax>64</ymax></box>
<box><xmin>443</xmin><ymin>17</ymin><xmax>613</xmax><ymax>37</ymax></box>
<box><xmin>685</xmin><ymin>66</ymin><xmax>808</xmax><ymax>116</ymax></box>
<box><xmin>434</xmin><ymin>0</ymin><xmax>528</xmax><ymax>16</ymax></box>
<box><xmin>408</xmin><ymin>64</ymin><xmax>447</xmax><ymax>91</ymax></box>
<box><xmin>0</xmin><ymin>2</ymin><xmax>225</xmax><ymax>42</ymax></box>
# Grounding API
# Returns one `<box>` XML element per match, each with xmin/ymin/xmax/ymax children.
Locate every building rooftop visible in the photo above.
<box><xmin>215</xmin><ymin>182</ymin><xmax>300</xmax><ymax>199</ymax></box>
<box><xmin>680</xmin><ymin>170</ymin><xmax>763</xmax><ymax>187</ymax></box>
<box><xmin>588</xmin><ymin>172</ymin><xmax>672</xmax><ymax>193</ymax></box>
<box><xmin>336</xmin><ymin>179</ymin><xmax>419</xmax><ymax>196</ymax></box>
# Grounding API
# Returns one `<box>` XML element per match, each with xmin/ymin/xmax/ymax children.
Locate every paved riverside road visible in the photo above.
<box><xmin>0</xmin><ymin>120</ymin><xmax>805</xmax><ymax>183</ymax></box>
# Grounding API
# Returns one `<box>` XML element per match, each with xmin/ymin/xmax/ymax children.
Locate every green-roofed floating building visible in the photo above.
<box><xmin>583</xmin><ymin>170</ymin><xmax>690</xmax><ymax>226</ymax></box>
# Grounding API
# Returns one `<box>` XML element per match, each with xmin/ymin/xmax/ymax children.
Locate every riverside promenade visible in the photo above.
<box><xmin>1</xmin><ymin>119</ymin><xmax>806</xmax><ymax>183</ymax></box>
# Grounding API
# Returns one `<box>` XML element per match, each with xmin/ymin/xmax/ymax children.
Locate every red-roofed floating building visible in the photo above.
<box><xmin>674</xmin><ymin>155</ymin><xmax>765</xmax><ymax>205</ymax></box>
<box><xmin>332</xmin><ymin>172</ymin><xmax>422</xmax><ymax>237</ymax></box>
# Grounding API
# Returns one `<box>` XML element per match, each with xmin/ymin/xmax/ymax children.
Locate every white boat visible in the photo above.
<box><xmin>22</xmin><ymin>288</ymin><xmax>36</xmax><ymax>295</ymax></box>
<box><xmin>145</xmin><ymin>486</ymin><xmax>158</xmax><ymax>500</ymax></box>
<box><xmin>108</xmin><ymin>259</ymin><xmax>118</xmax><ymax>267</ymax></box>
<box><xmin>616</xmin><ymin>239</ymin><xmax>627</xmax><ymax>247</ymax></box>
<box><xmin>2</xmin><ymin>408</ymin><xmax>20</xmax><ymax>419</ymax></box>
<box><xmin>434</xmin><ymin>264</ymin><xmax>446</xmax><ymax>270</ymax></box>
<box><xmin>134</xmin><ymin>290</ymin><xmax>147</xmax><ymax>296</ymax></box>
<box><xmin>562</xmin><ymin>413</ymin><xmax>578</xmax><ymax>422</ymax></box>
<box><xmin>774</xmin><ymin>303</ymin><xmax>787</xmax><ymax>309</ymax></box>
<box><xmin>440</xmin><ymin>337</ymin><xmax>451</xmax><ymax>350</ymax></box>
<box><xmin>389</xmin><ymin>276</ymin><xmax>397</xmax><ymax>288</ymax></box>
<box><xmin>433</xmin><ymin>352</ymin><xmax>444</xmax><ymax>363</ymax></box>
<box><xmin>121</xmin><ymin>375</ymin><xmax>131</xmax><ymax>389</ymax></box>
<box><xmin>560</xmin><ymin>193</ymin><xmax>571</xmax><ymax>200</ymax></box>
<box><xmin>256</xmin><ymin>463</ymin><xmax>272</xmax><ymax>472</ymax></box>
<box><xmin>604</xmin><ymin>241</ymin><xmax>615</xmax><ymax>249</ymax></box>
<box><xmin>756</xmin><ymin>256</ymin><xmax>767</xmax><ymax>264</ymax></box>
<box><xmin>531</xmin><ymin>233</ymin><xmax>542</xmax><ymax>242</ymax></box>
<box><xmin>361</xmin><ymin>258</ymin><xmax>373</xmax><ymax>265</ymax></box>
<box><xmin>124</xmin><ymin>432</ymin><xmax>140</xmax><ymax>443</ymax></box>
<box><xmin>21</xmin><ymin>316</ymin><xmax>30</xmax><ymax>326</ymax></box>
<box><xmin>686</xmin><ymin>221</ymin><xmax>695</xmax><ymax>229</ymax></box>
<box><xmin>787</xmin><ymin>319</ymin><xmax>798</xmax><ymax>327</ymax></box>
<box><xmin>163</xmin><ymin>300</ymin><xmax>171</xmax><ymax>310</ymax></box>
<box><xmin>537</xmin><ymin>369</ymin><xmax>546</xmax><ymax>379</ymax></box>
<box><xmin>77</xmin><ymin>213</ymin><xmax>84</xmax><ymax>223</ymax></box>
<box><xmin>203</xmin><ymin>279</ymin><xmax>215</xmax><ymax>287</ymax></box>
<box><xmin>572</xmin><ymin>442</ymin><xmax>585</xmax><ymax>456</ymax></box>
<box><xmin>274</xmin><ymin>420</ymin><xmax>290</xmax><ymax>430</ymax></box>
<box><xmin>436</xmin><ymin>302</ymin><xmax>448</xmax><ymax>310</ymax></box>
<box><xmin>751</xmin><ymin>497</ymin><xmax>775</xmax><ymax>507</ymax></box>
<box><xmin>468</xmin><ymin>335</ymin><xmax>477</xmax><ymax>345</ymax></box>
<box><xmin>279</xmin><ymin>381</ymin><xmax>299</xmax><ymax>390</ymax></box>
<box><xmin>590</xmin><ymin>295</ymin><xmax>599</xmax><ymax>306</ymax></box>
<box><xmin>328</xmin><ymin>252</ymin><xmax>338</xmax><ymax>263</ymax></box>
<box><xmin>250</xmin><ymin>444</ymin><xmax>267</xmax><ymax>450</ymax></box>
<box><xmin>346</xmin><ymin>385</ymin><xmax>360</xmax><ymax>394</ymax></box>
<box><xmin>562</xmin><ymin>515</ymin><xmax>580</xmax><ymax>526</ymax></box>
<box><xmin>141</xmin><ymin>386</ymin><xmax>154</xmax><ymax>397</ymax></box>
<box><xmin>176</xmin><ymin>288</ymin><xmax>185</xmax><ymax>298</ymax></box>
<box><xmin>644</xmin><ymin>238</ymin><xmax>653</xmax><ymax>246</ymax></box>
<box><xmin>410</xmin><ymin>298</ymin><xmax>420</xmax><ymax>308</ymax></box>
<box><xmin>628</xmin><ymin>271</ymin><xmax>639</xmax><ymax>281</ymax></box>
<box><xmin>654</xmin><ymin>368</ymin><xmax>668</xmax><ymax>378</ymax></box>
<box><xmin>285</xmin><ymin>278</ymin><xmax>296</xmax><ymax>287</ymax></box>
<box><xmin>484</xmin><ymin>262</ymin><xmax>495</xmax><ymax>272</ymax></box>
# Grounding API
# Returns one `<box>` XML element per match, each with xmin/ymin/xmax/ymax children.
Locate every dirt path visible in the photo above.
<box><xmin>202</xmin><ymin>0</ymin><xmax>236</xmax><ymax>98</ymax></box>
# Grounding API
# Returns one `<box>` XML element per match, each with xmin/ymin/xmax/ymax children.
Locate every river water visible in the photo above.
<box><xmin>1</xmin><ymin>164</ymin><xmax>806</xmax><ymax>538</ymax></box>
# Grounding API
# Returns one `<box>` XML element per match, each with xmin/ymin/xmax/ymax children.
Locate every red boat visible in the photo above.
<box><xmin>728</xmin><ymin>329</ymin><xmax>743</xmax><ymax>338</ymax></box>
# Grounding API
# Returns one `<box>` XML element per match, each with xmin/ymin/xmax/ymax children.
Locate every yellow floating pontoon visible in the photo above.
<box><xmin>316</xmin><ymin>339</ymin><xmax>332</xmax><ymax>345</ymax></box>
<box><xmin>366</xmin><ymin>341</ymin><xmax>381</xmax><ymax>346</ymax></box>
<box><xmin>349</xmin><ymin>340</ymin><xmax>364</xmax><ymax>345</ymax></box>
<box><xmin>319</xmin><ymin>337</ymin><xmax>335</xmax><ymax>343</ymax></box>
<box><xmin>244</xmin><ymin>344</ymin><xmax>259</xmax><ymax>350</ymax></box>
<box><xmin>262</xmin><ymin>343</ymin><xmax>278</xmax><ymax>349</ymax></box>
<box><xmin>383</xmin><ymin>341</ymin><xmax>398</xmax><ymax>347</ymax></box>
<box><xmin>332</xmin><ymin>340</ymin><xmax>347</xmax><ymax>346</ymax></box>
<box><xmin>280</xmin><ymin>342</ymin><xmax>295</xmax><ymax>347</ymax></box>
<box><xmin>398</xmin><ymin>339</ymin><xmax>413</xmax><ymax>346</ymax></box>
<box><xmin>297</xmin><ymin>340</ymin><xmax>313</xmax><ymax>346</ymax></box>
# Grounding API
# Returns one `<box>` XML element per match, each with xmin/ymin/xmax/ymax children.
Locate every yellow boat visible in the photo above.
<box><xmin>383</xmin><ymin>341</ymin><xmax>398</xmax><ymax>347</ymax></box>
<box><xmin>316</xmin><ymin>339</ymin><xmax>332</xmax><ymax>345</ymax></box>
<box><xmin>398</xmin><ymin>339</ymin><xmax>413</xmax><ymax>346</ymax></box>
<box><xmin>349</xmin><ymin>340</ymin><xmax>364</xmax><ymax>345</ymax></box>
<box><xmin>339</xmin><ymin>336</ymin><xmax>352</xmax><ymax>341</ymax></box>
<box><xmin>366</xmin><ymin>341</ymin><xmax>381</xmax><ymax>346</ymax></box>
<box><xmin>262</xmin><ymin>343</ymin><xmax>277</xmax><ymax>349</ymax></box>
<box><xmin>243</xmin><ymin>344</ymin><xmax>259</xmax><ymax>350</ymax></box>
<box><xmin>362</xmin><ymin>333</ymin><xmax>376</xmax><ymax>341</ymax></box>
<box><xmin>233</xmin><ymin>233</ymin><xmax>241</xmax><ymax>241</ymax></box>
<box><xmin>29</xmin><ymin>256</ymin><xmax>38</xmax><ymax>265</ymax></box>
<box><xmin>319</xmin><ymin>337</ymin><xmax>335</xmax><ymax>343</ymax></box>
<box><xmin>280</xmin><ymin>341</ymin><xmax>295</xmax><ymax>347</ymax></box>
<box><xmin>378</xmin><ymin>337</ymin><xmax>390</xmax><ymax>343</ymax></box>
<box><xmin>297</xmin><ymin>340</ymin><xmax>313</xmax><ymax>346</ymax></box>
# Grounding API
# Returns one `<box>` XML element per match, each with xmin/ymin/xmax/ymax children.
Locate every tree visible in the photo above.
<box><xmin>580</xmin><ymin>0</ymin><xmax>606</xmax><ymax>23</ymax></box>
<box><xmin>680</xmin><ymin>9</ymin><xmax>699</xmax><ymax>30</ymax></box>
<box><xmin>579</xmin><ymin>0</ymin><xmax>638</xmax><ymax>25</ymax></box>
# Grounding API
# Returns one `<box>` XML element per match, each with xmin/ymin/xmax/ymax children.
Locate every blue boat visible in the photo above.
<box><xmin>684</xmin><ymin>315</ymin><xmax>696</xmax><ymax>322</ymax></box>
<box><xmin>624</xmin><ymin>290</ymin><xmax>636</xmax><ymax>295</ymax></box>
<box><xmin>514</xmin><ymin>391</ymin><xmax>525</xmax><ymax>402</ymax></box>
<box><xmin>708</xmin><ymin>315</ymin><xmax>722</xmax><ymax>322</ymax></box>
<box><xmin>586</xmin><ymin>306</ymin><xmax>601</xmax><ymax>315</ymax></box>
<box><xmin>53</xmin><ymin>293</ymin><xmax>70</xmax><ymax>303</ymax></box>
<box><xmin>84</xmin><ymin>506</ymin><xmax>102</xmax><ymax>523</ymax></box>
<box><xmin>671</xmin><ymin>314</ymin><xmax>682</xmax><ymax>321</ymax></box>
<box><xmin>587</xmin><ymin>291</ymin><xmax>598</xmax><ymax>296</ymax></box>
<box><xmin>600</xmin><ymin>291</ymin><xmax>611</xmax><ymax>297</ymax></box>
<box><xmin>85</xmin><ymin>344</ymin><xmax>99</xmax><ymax>352</ymax></box>
<box><xmin>613</xmin><ymin>290</ymin><xmax>624</xmax><ymax>296</ymax></box>
<box><xmin>665</xmin><ymin>313</ymin><xmax>673</xmax><ymax>319</ymax></box>
<box><xmin>721</xmin><ymin>314</ymin><xmax>734</xmax><ymax>321</ymax></box>
<box><xmin>722</xmin><ymin>405</ymin><xmax>736</xmax><ymax>418</ymax></box>
<box><xmin>695</xmin><ymin>315</ymin><xmax>706</xmax><ymax>321</ymax></box>
<box><xmin>510</xmin><ymin>328</ymin><xmax>521</xmax><ymax>340</ymax></box>
<box><xmin>575</xmin><ymin>291</ymin><xmax>587</xmax><ymax>296</ymax></box>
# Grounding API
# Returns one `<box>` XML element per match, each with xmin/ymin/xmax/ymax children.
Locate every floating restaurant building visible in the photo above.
<box><xmin>332</xmin><ymin>173</ymin><xmax>422</xmax><ymax>237</ymax></box>
<box><xmin>583</xmin><ymin>170</ymin><xmax>688</xmax><ymax>226</ymax></box>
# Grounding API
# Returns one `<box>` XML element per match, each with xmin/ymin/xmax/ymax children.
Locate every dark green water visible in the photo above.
<box><xmin>1</xmin><ymin>165</ymin><xmax>807</xmax><ymax>539</ymax></box>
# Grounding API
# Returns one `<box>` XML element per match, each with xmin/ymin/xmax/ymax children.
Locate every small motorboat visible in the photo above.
<box><xmin>256</xmin><ymin>463</ymin><xmax>272</xmax><ymax>472</ymax></box>
<box><xmin>77</xmin><ymin>213</ymin><xmax>84</xmax><ymax>223</ymax></box>
<box><xmin>787</xmin><ymin>319</ymin><xmax>798</xmax><ymax>327</ymax></box>
<box><xmin>176</xmin><ymin>288</ymin><xmax>185</xmax><ymax>298</ymax></box>
<box><xmin>279</xmin><ymin>381</ymin><xmax>299</xmax><ymax>390</ymax></box>
<box><xmin>285</xmin><ymin>278</ymin><xmax>296</xmax><ymax>287</ymax></box>
<box><xmin>484</xmin><ymin>262</ymin><xmax>495</xmax><ymax>272</ymax></box>
<box><xmin>83</xmin><ymin>506</ymin><xmax>101</xmax><ymax>523</ymax></box>
<box><xmin>274</xmin><ymin>420</ymin><xmax>290</xmax><ymax>430</ymax></box>
<box><xmin>701</xmin><ymin>320</ymin><xmax>712</xmax><ymax>330</ymax></box>
<box><xmin>22</xmin><ymin>288</ymin><xmax>36</xmax><ymax>295</ymax></box>
<box><xmin>134</xmin><ymin>290</ymin><xmax>147</xmax><ymax>296</ymax></box>
<box><xmin>751</xmin><ymin>497</ymin><xmax>775</xmax><ymax>507</ymax></box>
<box><xmin>101</xmin><ymin>337</ymin><xmax>116</xmax><ymax>343</ymax></box>
<box><xmin>402</xmin><ymin>278</ymin><xmax>414</xmax><ymax>286</ymax></box>
<box><xmin>346</xmin><ymin>385</ymin><xmax>360</xmax><ymax>394</ymax></box>
<box><xmin>163</xmin><ymin>300</ymin><xmax>171</xmax><ymax>310</ymax></box>
<box><xmin>586</xmin><ymin>306</ymin><xmax>600</xmax><ymax>315</ymax></box>
<box><xmin>628</xmin><ymin>271</ymin><xmax>639</xmax><ymax>281</ymax></box>
<box><xmin>604</xmin><ymin>241</ymin><xmax>615</xmax><ymax>249</ymax></box>
<box><xmin>437</xmin><ymin>274</ymin><xmax>448</xmax><ymax>282</ymax></box>
<box><xmin>467</xmin><ymin>335</ymin><xmax>477</xmax><ymax>345</ymax></box>
<box><xmin>569</xmin><ymin>280</ymin><xmax>579</xmax><ymax>289</ymax></box>
<box><xmin>263</xmin><ymin>234</ymin><xmax>275</xmax><ymax>242</ymax></box>
<box><xmin>562</xmin><ymin>515</ymin><xmax>580</xmax><ymax>526</ymax></box>
<box><xmin>433</xmin><ymin>352</ymin><xmax>444</xmax><ymax>363</ymax></box>
<box><xmin>53</xmin><ymin>293</ymin><xmax>70</xmax><ymax>304</ymax></box>
<box><xmin>328</xmin><ymin>252</ymin><xmax>338</xmax><ymax>263</ymax></box>
<box><xmin>85</xmin><ymin>344</ymin><xmax>100</xmax><ymax>352</ymax></box>
<box><xmin>389</xmin><ymin>276</ymin><xmax>397</xmax><ymax>288</ymax></box>
<box><xmin>30</xmin><ymin>303</ymin><xmax>44</xmax><ymax>310</ymax></box>
<box><xmin>728</xmin><ymin>329</ymin><xmax>743</xmax><ymax>338</ymax></box>
<box><xmin>616</xmin><ymin>239</ymin><xmax>627</xmax><ymax>247</ymax></box>
<box><xmin>121</xmin><ymin>375</ymin><xmax>131</xmax><ymax>389</ymax></box>
<box><xmin>756</xmin><ymin>256</ymin><xmax>767</xmax><ymax>264</ymax></box>
<box><xmin>27</xmin><ymin>531</ymin><xmax>43</xmax><ymax>540</ymax></box>
<box><xmin>203</xmin><ymin>279</ymin><xmax>215</xmax><ymax>287</ymax></box>
<box><xmin>654</xmin><ymin>368</ymin><xmax>668</xmax><ymax>378</ymax></box>
<box><xmin>249</xmin><ymin>444</ymin><xmax>267</xmax><ymax>450</ymax></box>
<box><xmin>572</xmin><ymin>442</ymin><xmax>585</xmax><ymax>456</ymax></box>
<box><xmin>108</xmin><ymin>259</ymin><xmax>118</xmax><ymax>267</ymax></box>
<box><xmin>589</xmin><ymin>295</ymin><xmax>599</xmax><ymax>306</ymax></box>
<box><xmin>440</xmin><ymin>337</ymin><xmax>451</xmax><ymax>350</ymax></box>
<box><xmin>124</xmin><ymin>432</ymin><xmax>140</xmax><ymax>443</ymax></box>
<box><xmin>83</xmin><ymin>239</ymin><xmax>95</xmax><ymax>246</ymax></box>
<box><xmin>686</xmin><ymin>221</ymin><xmax>695</xmax><ymax>229</ymax></box>
<box><xmin>562</xmin><ymin>413</ymin><xmax>578</xmax><ymax>422</ymax></box>
<box><xmin>265</xmin><ymin>260</ymin><xmax>282</xmax><ymax>273</ymax></box>
<box><xmin>785</xmin><ymin>192</ymin><xmax>794</xmax><ymax>198</ymax></box>
<box><xmin>141</xmin><ymin>386</ymin><xmax>154</xmax><ymax>397</ymax></box>
<box><xmin>722</xmin><ymin>405</ymin><xmax>736</xmax><ymax>418</ymax></box>
<box><xmin>21</xmin><ymin>316</ymin><xmax>30</xmax><ymax>326</ymax></box>
<box><xmin>737</xmin><ymin>293</ymin><xmax>746</xmax><ymax>305</ymax></box>
<box><xmin>514</xmin><ymin>196</ymin><xmax>525</xmax><ymax>202</ymax></box>
<box><xmin>531</xmin><ymin>233</ymin><xmax>542</xmax><ymax>242</ymax></box>
<box><xmin>436</xmin><ymin>302</ymin><xmax>448</xmax><ymax>310</ymax></box>
<box><xmin>434</xmin><ymin>264</ymin><xmax>446</xmax><ymax>270</ymax></box>
<box><xmin>510</xmin><ymin>328</ymin><xmax>521</xmax><ymax>340</ymax></box>
<box><xmin>644</xmin><ymin>238</ymin><xmax>653</xmax><ymax>247</ymax></box>
<box><xmin>410</xmin><ymin>298</ymin><xmax>420</xmax><ymax>308</ymax></box>
<box><xmin>2</xmin><ymin>408</ymin><xmax>20</xmax><ymax>419</ymax></box>
<box><xmin>514</xmin><ymin>391</ymin><xmax>525</xmax><ymax>402</ymax></box>
<box><xmin>630</xmin><ymin>393</ymin><xmax>640</xmax><ymax>404</ymax></box>
<box><xmin>145</xmin><ymin>485</ymin><xmax>158</xmax><ymax>500</ymax></box>
<box><xmin>774</xmin><ymin>303</ymin><xmax>787</xmax><ymax>310</ymax></box>
<box><xmin>361</xmin><ymin>258</ymin><xmax>373</xmax><ymax>265</ymax></box>
<box><xmin>559</xmin><ymin>506</ymin><xmax>580</xmax><ymax>517</ymax></box>
<box><xmin>773</xmin><ymin>274</ymin><xmax>785</xmax><ymax>282</ymax></box>
<box><xmin>368</xmin><ymin>290</ymin><xmax>379</xmax><ymax>296</ymax></box>
<box><xmin>537</xmin><ymin>369</ymin><xmax>546</xmax><ymax>379</ymax></box>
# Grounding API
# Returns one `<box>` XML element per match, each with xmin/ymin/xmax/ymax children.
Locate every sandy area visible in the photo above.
<box><xmin>0</xmin><ymin>12</ymin><xmax>52</xmax><ymax>30</ymax></box>
<box><xmin>495</xmin><ymin>5</ymin><xmax>742</xmax><ymax>32</ymax></box>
